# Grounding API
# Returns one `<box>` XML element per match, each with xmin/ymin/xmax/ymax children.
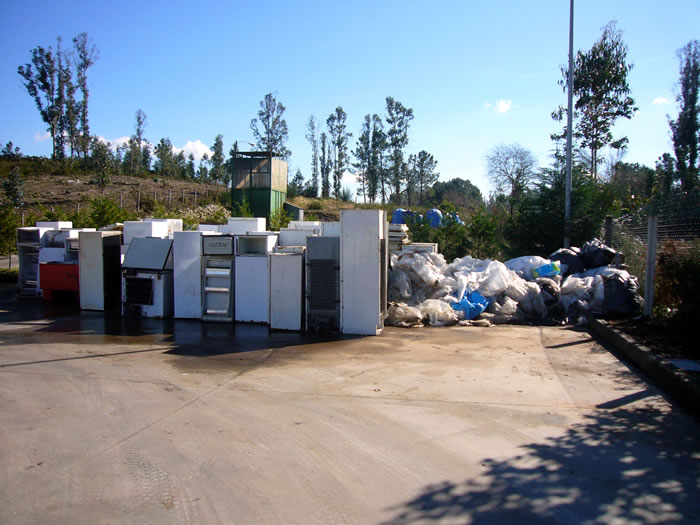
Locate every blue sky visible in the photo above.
<box><xmin>1</xmin><ymin>0</ymin><xmax>698</xmax><ymax>199</ymax></box>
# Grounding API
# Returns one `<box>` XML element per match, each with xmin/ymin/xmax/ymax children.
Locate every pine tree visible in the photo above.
<box><xmin>210</xmin><ymin>134</ymin><xmax>225</xmax><ymax>186</ymax></box>
<box><xmin>154</xmin><ymin>138</ymin><xmax>175</xmax><ymax>177</ymax></box>
<box><xmin>288</xmin><ymin>169</ymin><xmax>305</xmax><ymax>198</ymax></box>
<box><xmin>414</xmin><ymin>150</ymin><xmax>439</xmax><ymax>205</ymax></box>
<box><xmin>2</xmin><ymin>166</ymin><xmax>24</xmax><ymax>208</ymax></box>
<box><xmin>186</xmin><ymin>153</ymin><xmax>196</xmax><ymax>180</ymax></box>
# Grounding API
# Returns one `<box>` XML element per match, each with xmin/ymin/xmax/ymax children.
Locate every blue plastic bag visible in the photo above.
<box><xmin>426</xmin><ymin>208</ymin><xmax>443</xmax><ymax>228</ymax></box>
<box><xmin>452</xmin><ymin>290</ymin><xmax>489</xmax><ymax>320</ymax></box>
<box><xmin>391</xmin><ymin>208</ymin><xmax>407</xmax><ymax>224</ymax></box>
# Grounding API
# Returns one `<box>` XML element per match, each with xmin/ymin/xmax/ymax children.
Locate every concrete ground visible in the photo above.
<box><xmin>1</xmin><ymin>293</ymin><xmax>699</xmax><ymax>524</ymax></box>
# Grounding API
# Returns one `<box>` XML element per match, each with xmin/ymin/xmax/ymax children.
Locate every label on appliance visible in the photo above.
<box><xmin>203</xmin><ymin>236</ymin><xmax>234</xmax><ymax>255</ymax></box>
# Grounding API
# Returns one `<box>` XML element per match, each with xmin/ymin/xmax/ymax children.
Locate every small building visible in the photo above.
<box><xmin>231</xmin><ymin>151</ymin><xmax>287</xmax><ymax>219</ymax></box>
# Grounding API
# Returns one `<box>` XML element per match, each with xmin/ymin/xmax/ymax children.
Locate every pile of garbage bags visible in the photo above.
<box><xmin>387</xmin><ymin>239</ymin><xmax>643</xmax><ymax>327</ymax></box>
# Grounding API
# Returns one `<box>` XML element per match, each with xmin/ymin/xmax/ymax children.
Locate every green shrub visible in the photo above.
<box><xmin>656</xmin><ymin>240</ymin><xmax>700</xmax><ymax>323</ymax></box>
<box><xmin>0</xmin><ymin>267</ymin><xmax>19</xmax><ymax>282</ymax></box>
<box><xmin>269</xmin><ymin>207</ymin><xmax>292</xmax><ymax>231</ymax></box>
<box><xmin>307</xmin><ymin>200</ymin><xmax>323</xmax><ymax>210</ymax></box>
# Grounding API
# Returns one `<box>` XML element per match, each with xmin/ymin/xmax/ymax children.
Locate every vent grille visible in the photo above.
<box><xmin>17</xmin><ymin>229</ymin><xmax>40</xmax><ymax>244</ymax></box>
<box><xmin>308</xmin><ymin>260</ymin><xmax>339</xmax><ymax>310</ymax></box>
<box><xmin>125</xmin><ymin>277</ymin><xmax>153</xmax><ymax>305</ymax></box>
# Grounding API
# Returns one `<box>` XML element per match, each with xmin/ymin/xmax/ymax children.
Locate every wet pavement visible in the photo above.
<box><xmin>1</xmin><ymin>285</ymin><xmax>699</xmax><ymax>524</ymax></box>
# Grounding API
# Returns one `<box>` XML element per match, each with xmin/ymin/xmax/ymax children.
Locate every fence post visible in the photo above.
<box><xmin>119</xmin><ymin>193</ymin><xmax>123</xmax><ymax>209</ymax></box>
<box><xmin>643</xmin><ymin>214</ymin><xmax>658</xmax><ymax>318</ymax></box>
<box><xmin>77</xmin><ymin>202</ymin><xmax>80</xmax><ymax>213</ymax></box>
<box><xmin>168</xmin><ymin>189</ymin><xmax>171</xmax><ymax>206</ymax></box>
<box><xmin>154</xmin><ymin>190</ymin><xmax>157</xmax><ymax>202</ymax></box>
<box><xmin>21</xmin><ymin>211</ymin><xmax>25</xmax><ymax>226</ymax></box>
<box><xmin>137</xmin><ymin>191</ymin><xmax>141</xmax><ymax>211</ymax></box>
<box><xmin>604</xmin><ymin>216</ymin><xmax>613</xmax><ymax>247</ymax></box>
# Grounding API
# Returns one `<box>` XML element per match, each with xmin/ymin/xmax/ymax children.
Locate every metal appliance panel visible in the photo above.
<box><xmin>269</xmin><ymin>253</ymin><xmax>303</xmax><ymax>331</ymax></box>
<box><xmin>306</xmin><ymin>236</ymin><xmax>340</xmax><ymax>332</ymax></box>
<box><xmin>122</xmin><ymin>238</ymin><xmax>173</xmax><ymax>270</ymax></box>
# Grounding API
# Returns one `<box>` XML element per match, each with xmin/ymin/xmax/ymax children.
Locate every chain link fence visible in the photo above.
<box><xmin>604</xmin><ymin>190</ymin><xmax>700</xmax><ymax>304</ymax></box>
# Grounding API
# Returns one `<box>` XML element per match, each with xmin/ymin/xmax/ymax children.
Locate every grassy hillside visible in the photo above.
<box><xmin>0</xmin><ymin>157</ymin><xmax>225</xmax><ymax>215</ymax></box>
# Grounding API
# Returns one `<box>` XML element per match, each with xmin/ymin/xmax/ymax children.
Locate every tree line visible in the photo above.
<box><xmin>290</xmin><ymin>97</ymin><xmax>439</xmax><ymax>206</ymax></box>
<box><xmin>10</xmin><ymin>27</ymin><xmax>699</xmax><ymax>253</ymax></box>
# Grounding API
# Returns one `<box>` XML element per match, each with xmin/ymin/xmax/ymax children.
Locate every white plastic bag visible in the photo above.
<box><xmin>505</xmin><ymin>256</ymin><xmax>551</xmax><ymax>281</ymax></box>
<box><xmin>386</xmin><ymin>302</ymin><xmax>423</xmax><ymax>327</ymax></box>
<box><xmin>419</xmin><ymin>299</ymin><xmax>459</xmax><ymax>326</ymax></box>
<box><xmin>477</xmin><ymin>261</ymin><xmax>516</xmax><ymax>297</ymax></box>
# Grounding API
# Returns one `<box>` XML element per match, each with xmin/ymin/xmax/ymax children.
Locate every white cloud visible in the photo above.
<box><xmin>98</xmin><ymin>136</ymin><xmax>130</xmax><ymax>149</ymax></box>
<box><xmin>174</xmin><ymin>140</ymin><xmax>213</xmax><ymax>161</ymax></box>
<box><xmin>34</xmin><ymin>131</ymin><xmax>51</xmax><ymax>142</ymax></box>
<box><xmin>495</xmin><ymin>99</ymin><xmax>513</xmax><ymax>113</ymax></box>
<box><xmin>483</xmin><ymin>99</ymin><xmax>513</xmax><ymax>113</ymax></box>
<box><xmin>95</xmin><ymin>136</ymin><xmax>213</xmax><ymax>160</ymax></box>
<box><xmin>652</xmin><ymin>96</ymin><xmax>671</xmax><ymax>105</ymax></box>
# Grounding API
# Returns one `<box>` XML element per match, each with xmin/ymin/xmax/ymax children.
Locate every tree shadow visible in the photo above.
<box><xmin>384</xmin><ymin>402</ymin><xmax>700</xmax><ymax>523</ymax></box>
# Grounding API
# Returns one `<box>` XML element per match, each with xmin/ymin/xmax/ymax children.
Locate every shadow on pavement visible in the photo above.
<box><xmin>382</xmin><ymin>403</ymin><xmax>700</xmax><ymax>524</ymax></box>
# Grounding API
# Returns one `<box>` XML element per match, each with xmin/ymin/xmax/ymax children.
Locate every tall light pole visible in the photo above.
<box><xmin>564</xmin><ymin>0</ymin><xmax>574</xmax><ymax>248</ymax></box>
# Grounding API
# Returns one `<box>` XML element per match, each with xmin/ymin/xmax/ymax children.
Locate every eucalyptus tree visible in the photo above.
<box><xmin>326</xmin><ymin>106</ymin><xmax>352</xmax><ymax>199</ymax></box>
<box><xmin>320</xmin><ymin>132</ymin><xmax>331</xmax><ymax>198</ymax></box>
<box><xmin>305</xmin><ymin>116</ymin><xmax>320</xmax><ymax>197</ymax></box>
<box><xmin>352</xmin><ymin>115</ymin><xmax>372</xmax><ymax>203</ymax></box>
<box><xmin>552</xmin><ymin>22</ymin><xmax>636</xmax><ymax>179</ymax></box>
<box><xmin>385</xmin><ymin>97</ymin><xmax>414</xmax><ymax>202</ymax></box>
<box><xmin>250</xmin><ymin>93</ymin><xmax>290</xmax><ymax>159</ymax></box>
<box><xmin>73</xmin><ymin>33</ymin><xmax>98</xmax><ymax>160</ymax></box>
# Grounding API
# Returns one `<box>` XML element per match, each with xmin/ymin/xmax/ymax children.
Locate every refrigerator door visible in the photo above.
<box><xmin>269</xmin><ymin>253</ymin><xmax>303</xmax><ymax>331</ymax></box>
<box><xmin>173</xmin><ymin>231</ymin><xmax>203</xmax><ymax>319</ymax></box>
<box><xmin>235</xmin><ymin>256</ymin><xmax>269</xmax><ymax>323</ymax></box>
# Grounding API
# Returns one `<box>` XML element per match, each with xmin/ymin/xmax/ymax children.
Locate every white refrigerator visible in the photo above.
<box><xmin>269</xmin><ymin>253</ymin><xmax>304</xmax><ymax>331</ymax></box>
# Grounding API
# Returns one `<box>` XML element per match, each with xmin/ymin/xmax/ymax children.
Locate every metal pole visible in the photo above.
<box><xmin>564</xmin><ymin>0</ymin><xmax>574</xmax><ymax>249</ymax></box>
<box><xmin>643</xmin><ymin>214</ymin><xmax>658</xmax><ymax>318</ymax></box>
